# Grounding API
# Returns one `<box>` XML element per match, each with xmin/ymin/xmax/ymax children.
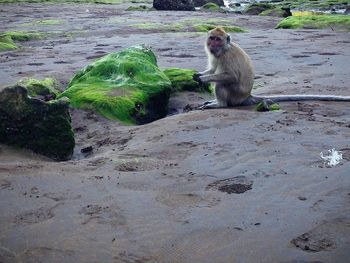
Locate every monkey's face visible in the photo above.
<box><xmin>207</xmin><ymin>35</ymin><xmax>228</xmax><ymax>57</ymax></box>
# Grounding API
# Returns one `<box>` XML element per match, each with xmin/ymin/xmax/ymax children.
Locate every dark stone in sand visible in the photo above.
<box><xmin>193</xmin><ymin>0</ymin><xmax>224</xmax><ymax>7</ymax></box>
<box><xmin>291</xmin><ymin>232</ymin><xmax>335</xmax><ymax>252</ymax></box>
<box><xmin>153</xmin><ymin>0</ymin><xmax>195</xmax><ymax>11</ymax></box>
<box><xmin>206</xmin><ymin>176</ymin><xmax>253</xmax><ymax>194</ymax></box>
<box><xmin>0</xmin><ymin>85</ymin><xmax>75</xmax><ymax>161</ymax></box>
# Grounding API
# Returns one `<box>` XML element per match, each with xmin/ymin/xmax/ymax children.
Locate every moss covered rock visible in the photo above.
<box><xmin>163</xmin><ymin>68</ymin><xmax>211</xmax><ymax>92</ymax></box>
<box><xmin>17</xmin><ymin>78</ymin><xmax>60</xmax><ymax>100</ymax></box>
<box><xmin>0</xmin><ymin>85</ymin><xmax>74</xmax><ymax>161</ymax></box>
<box><xmin>244</xmin><ymin>3</ymin><xmax>273</xmax><ymax>15</ymax></box>
<box><xmin>193</xmin><ymin>0</ymin><xmax>224</xmax><ymax>6</ymax></box>
<box><xmin>259</xmin><ymin>7</ymin><xmax>292</xmax><ymax>17</ymax></box>
<box><xmin>0</xmin><ymin>31</ymin><xmax>43</xmax><ymax>52</ymax></box>
<box><xmin>60</xmin><ymin>45</ymin><xmax>172</xmax><ymax>124</ymax></box>
<box><xmin>276</xmin><ymin>14</ymin><xmax>350</xmax><ymax>30</ymax></box>
<box><xmin>201</xmin><ymin>3</ymin><xmax>221</xmax><ymax>12</ymax></box>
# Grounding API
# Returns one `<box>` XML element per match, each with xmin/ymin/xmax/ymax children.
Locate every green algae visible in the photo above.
<box><xmin>0</xmin><ymin>35</ymin><xmax>17</xmax><ymax>52</ymax></box>
<box><xmin>256</xmin><ymin>102</ymin><xmax>281</xmax><ymax>112</ymax></box>
<box><xmin>60</xmin><ymin>46</ymin><xmax>172</xmax><ymax>125</ymax></box>
<box><xmin>0</xmin><ymin>31</ymin><xmax>43</xmax><ymax>52</ymax></box>
<box><xmin>17</xmin><ymin>78</ymin><xmax>60</xmax><ymax>99</ymax></box>
<box><xmin>201</xmin><ymin>2</ymin><xmax>221</xmax><ymax>11</ymax></box>
<box><xmin>276</xmin><ymin>14</ymin><xmax>350</xmax><ymax>30</ymax></box>
<box><xmin>0</xmin><ymin>85</ymin><xmax>74</xmax><ymax>161</ymax></box>
<box><xmin>193</xmin><ymin>24</ymin><xmax>247</xmax><ymax>33</ymax></box>
<box><xmin>126</xmin><ymin>5</ymin><xmax>154</xmax><ymax>11</ymax></box>
<box><xmin>162</xmin><ymin>68</ymin><xmax>211</xmax><ymax>93</ymax></box>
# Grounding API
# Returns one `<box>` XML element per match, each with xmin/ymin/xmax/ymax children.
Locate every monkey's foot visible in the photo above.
<box><xmin>198</xmin><ymin>100</ymin><xmax>221</xmax><ymax>110</ymax></box>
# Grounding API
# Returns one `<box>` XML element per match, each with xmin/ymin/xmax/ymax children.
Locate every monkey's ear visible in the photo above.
<box><xmin>227</xmin><ymin>35</ymin><xmax>231</xmax><ymax>43</ymax></box>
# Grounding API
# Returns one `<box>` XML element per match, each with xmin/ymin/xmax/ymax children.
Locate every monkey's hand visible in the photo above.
<box><xmin>193</xmin><ymin>72</ymin><xmax>202</xmax><ymax>83</ymax></box>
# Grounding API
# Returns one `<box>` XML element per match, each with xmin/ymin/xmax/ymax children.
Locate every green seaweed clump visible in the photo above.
<box><xmin>0</xmin><ymin>85</ymin><xmax>75</xmax><ymax>161</ymax></box>
<box><xmin>276</xmin><ymin>14</ymin><xmax>350</xmax><ymax>30</ymax></box>
<box><xmin>193</xmin><ymin>24</ymin><xmax>247</xmax><ymax>32</ymax></box>
<box><xmin>201</xmin><ymin>2</ymin><xmax>221</xmax><ymax>11</ymax></box>
<box><xmin>60</xmin><ymin>45</ymin><xmax>172</xmax><ymax>124</ymax></box>
<box><xmin>0</xmin><ymin>31</ymin><xmax>43</xmax><ymax>52</ymax></box>
<box><xmin>244</xmin><ymin>3</ymin><xmax>273</xmax><ymax>15</ymax></box>
<box><xmin>255</xmin><ymin>101</ymin><xmax>281</xmax><ymax>112</ymax></box>
<box><xmin>126</xmin><ymin>5</ymin><xmax>153</xmax><ymax>11</ymax></box>
<box><xmin>162</xmin><ymin>68</ymin><xmax>211</xmax><ymax>93</ymax></box>
<box><xmin>259</xmin><ymin>6</ymin><xmax>291</xmax><ymax>17</ymax></box>
<box><xmin>17</xmin><ymin>78</ymin><xmax>60</xmax><ymax>100</ymax></box>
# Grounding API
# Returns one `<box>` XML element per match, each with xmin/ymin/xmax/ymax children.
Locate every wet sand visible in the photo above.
<box><xmin>0</xmin><ymin>3</ymin><xmax>350</xmax><ymax>263</ymax></box>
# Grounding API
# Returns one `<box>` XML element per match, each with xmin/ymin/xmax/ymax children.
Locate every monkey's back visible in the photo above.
<box><xmin>219</xmin><ymin>42</ymin><xmax>254</xmax><ymax>105</ymax></box>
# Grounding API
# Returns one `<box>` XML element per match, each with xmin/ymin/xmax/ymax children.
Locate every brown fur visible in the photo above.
<box><xmin>197</xmin><ymin>27</ymin><xmax>350</xmax><ymax>109</ymax></box>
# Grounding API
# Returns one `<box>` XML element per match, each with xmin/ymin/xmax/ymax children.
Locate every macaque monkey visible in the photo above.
<box><xmin>194</xmin><ymin>27</ymin><xmax>350</xmax><ymax>109</ymax></box>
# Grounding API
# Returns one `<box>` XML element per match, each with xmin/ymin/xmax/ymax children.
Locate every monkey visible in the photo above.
<box><xmin>194</xmin><ymin>26</ymin><xmax>350</xmax><ymax>109</ymax></box>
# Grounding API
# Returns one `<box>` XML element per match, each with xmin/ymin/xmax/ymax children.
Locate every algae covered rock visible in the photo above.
<box><xmin>0</xmin><ymin>85</ymin><xmax>74</xmax><ymax>161</ymax></box>
<box><xmin>193</xmin><ymin>0</ymin><xmax>224</xmax><ymax>7</ymax></box>
<box><xmin>60</xmin><ymin>45</ymin><xmax>172</xmax><ymax>124</ymax></box>
<box><xmin>163</xmin><ymin>68</ymin><xmax>211</xmax><ymax>92</ymax></box>
<box><xmin>17</xmin><ymin>78</ymin><xmax>60</xmax><ymax>100</ymax></box>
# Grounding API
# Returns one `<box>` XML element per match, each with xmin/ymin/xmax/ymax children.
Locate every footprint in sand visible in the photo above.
<box><xmin>13</xmin><ymin>203</ymin><xmax>62</xmax><ymax>225</ymax></box>
<box><xmin>18</xmin><ymin>247</ymin><xmax>76</xmax><ymax>263</ymax></box>
<box><xmin>290</xmin><ymin>218</ymin><xmax>350</xmax><ymax>252</ymax></box>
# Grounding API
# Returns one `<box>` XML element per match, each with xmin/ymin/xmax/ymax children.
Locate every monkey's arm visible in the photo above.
<box><xmin>198</xmin><ymin>68</ymin><xmax>215</xmax><ymax>75</ymax></box>
<box><xmin>199</xmin><ymin>72</ymin><xmax>239</xmax><ymax>83</ymax></box>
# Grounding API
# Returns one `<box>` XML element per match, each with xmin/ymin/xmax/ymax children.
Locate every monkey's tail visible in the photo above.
<box><xmin>254</xmin><ymin>94</ymin><xmax>350</xmax><ymax>102</ymax></box>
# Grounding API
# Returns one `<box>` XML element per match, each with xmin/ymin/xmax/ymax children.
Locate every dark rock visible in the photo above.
<box><xmin>0</xmin><ymin>85</ymin><xmax>75</xmax><ymax>161</ymax></box>
<box><xmin>153</xmin><ymin>0</ymin><xmax>195</xmax><ymax>11</ymax></box>
<box><xmin>193</xmin><ymin>0</ymin><xmax>225</xmax><ymax>7</ymax></box>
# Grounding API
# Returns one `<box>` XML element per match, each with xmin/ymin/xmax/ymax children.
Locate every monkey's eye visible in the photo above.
<box><xmin>209</xmin><ymin>36</ymin><xmax>221</xmax><ymax>41</ymax></box>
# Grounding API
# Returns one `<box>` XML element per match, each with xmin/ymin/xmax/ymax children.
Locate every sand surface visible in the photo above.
<box><xmin>0</xmin><ymin>3</ymin><xmax>350</xmax><ymax>263</ymax></box>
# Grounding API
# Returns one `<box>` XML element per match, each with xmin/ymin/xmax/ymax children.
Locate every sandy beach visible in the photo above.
<box><xmin>0</xmin><ymin>3</ymin><xmax>350</xmax><ymax>262</ymax></box>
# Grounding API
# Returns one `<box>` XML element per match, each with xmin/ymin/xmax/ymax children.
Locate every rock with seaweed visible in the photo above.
<box><xmin>163</xmin><ymin>68</ymin><xmax>211</xmax><ymax>93</ymax></box>
<box><xmin>276</xmin><ymin>14</ymin><xmax>350</xmax><ymax>30</ymax></box>
<box><xmin>0</xmin><ymin>85</ymin><xmax>75</xmax><ymax>161</ymax></box>
<box><xmin>153</xmin><ymin>0</ymin><xmax>195</xmax><ymax>11</ymax></box>
<box><xmin>201</xmin><ymin>2</ymin><xmax>221</xmax><ymax>12</ymax></box>
<box><xmin>17</xmin><ymin>78</ymin><xmax>60</xmax><ymax>101</ymax></box>
<box><xmin>60</xmin><ymin>45</ymin><xmax>172</xmax><ymax>125</ymax></box>
<box><xmin>0</xmin><ymin>31</ymin><xmax>43</xmax><ymax>52</ymax></box>
<box><xmin>244</xmin><ymin>3</ymin><xmax>273</xmax><ymax>15</ymax></box>
<box><xmin>193</xmin><ymin>0</ymin><xmax>224</xmax><ymax>7</ymax></box>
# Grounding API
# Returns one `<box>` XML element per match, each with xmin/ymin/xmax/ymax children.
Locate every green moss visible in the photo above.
<box><xmin>245</xmin><ymin>3</ymin><xmax>273</xmax><ymax>15</ymax></box>
<box><xmin>276</xmin><ymin>14</ymin><xmax>350</xmax><ymax>30</ymax></box>
<box><xmin>0</xmin><ymin>31</ymin><xmax>43</xmax><ymax>52</ymax></box>
<box><xmin>60</xmin><ymin>46</ymin><xmax>172</xmax><ymax>124</ymax></box>
<box><xmin>193</xmin><ymin>24</ymin><xmax>247</xmax><ymax>33</ymax></box>
<box><xmin>17</xmin><ymin>78</ymin><xmax>60</xmax><ymax>99</ymax></box>
<box><xmin>0</xmin><ymin>35</ymin><xmax>17</xmax><ymax>52</ymax></box>
<box><xmin>126</xmin><ymin>5</ymin><xmax>153</xmax><ymax>11</ymax></box>
<box><xmin>201</xmin><ymin>2</ymin><xmax>221</xmax><ymax>11</ymax></box>
<box><xmin>259</xmin><ymin>7</ymin><xmax>290</xmax><ymax>17</ymax></box>
<box><xmin>162</xmin><ymin>68</ymin><xmax>211</xmax><ymax>93</ymax></box>
<box><xmin>0</xmin><ymin>86</ymin><xmax>74</xmax><ymax>161</ymax></box>
<box><xmin>256</xmin><ymin>102</ymin><xmax>281</xmax><ymax>112</ymax></box>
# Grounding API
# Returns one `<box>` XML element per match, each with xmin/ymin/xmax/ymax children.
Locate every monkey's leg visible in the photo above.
<box><xmin>199</xmin><ymin>72</ymin><xmax>238</xmax><ymax>83</ymax></box>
